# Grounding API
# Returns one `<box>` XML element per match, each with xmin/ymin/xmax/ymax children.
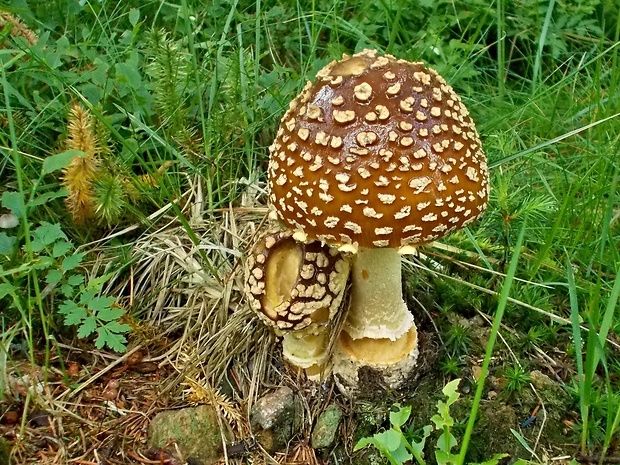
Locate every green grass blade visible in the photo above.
<box><xmin>457</xmin><ymin>217</ymin><xmax>528</xmax><ymax>465</ymax></box>
<box><xmin>490</xmin><ymin>112</ymin><xmax>620</xmax><ymax>169</ymax></box>
<box><xmin>567</xmin><ymin>253</ymin><xmax>587</xmax><ymax>452</ymax></box>
<box><xmin>531</xmin><ymin>0</ymin><xmax>556</xmax><ymax>94</ymax></box>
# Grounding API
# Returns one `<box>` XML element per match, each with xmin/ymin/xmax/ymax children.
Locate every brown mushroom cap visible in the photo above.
<box><xmin>246</xmin><ymin>229</ymin><xmax>350</xmax><ymax>332</ymax></box>
<box><xmin>268</xmin><ymin>49</ymin><xmax>490</xmax><ymax>250</ymax></box>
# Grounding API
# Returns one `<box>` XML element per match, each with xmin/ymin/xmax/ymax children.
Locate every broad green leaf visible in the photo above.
<box><xmin>59</xmin><ymin>301</ymin><xmax>87</xmax><ymax>326</ymax></box>
<box><xmin>473</xmin><ymin>453</ymin><xmax>510</xmax><ymax>465</ymax></box>
<box><xmin>353</xmin><ymin>437</ymin><xmax>376</xmax><ymax>451</ymax></box>
<box><xmin>88</xmin><ymin>295</ymin><xmax>116</xmax><ymax>312</ymax></box>
<box><xmin>389</xmin><ymin>405</ymin><xmax>411</xmax><ymax>428</ymax></box>
<box><xmin>390</xmin><ymin>441</ymin><xmax>413</xmax><ymax>465</ymax></box>
<box><xmin>45</xmin><ymin>269</ymin><xmax>63</xmax><ymax>286</ymax></box>
<box><xmin>435</xmin><ymin>450</ymin><xmax>460</xmax><ymax>465</ymax></box>
<box><xmin>374</xmin><ymin>429</ymin><xmax>402</xmax><ymax>452</ymax></box>
<box><xmin>60</xmin><ymin>283</ymin><xmax>75</xmax><ymax>298</ymax></box>
<box><xmin>33</xmin><ymin>222</ymin><xmax>66</xmax><ymax>246</ymax></box>
<box><xmin>53</xmin><ymin>240</ymin><xmax>73</xmax><ymax>257</ymax></box>
<box><xmin>442</xmin><ymin>378</ymin><xmax>461</xmax><ymax>405</ymax></box>
<box><xmin>128</xmin><ymin>8</ymin><xmax>140</xmax><ymax>26</ymax></box>
<box><xmin>42</xmin><ymin>150</ymin><xmax>87</xmax><ymax>174</ymax></box>
<box><xmin>67</xmin><ymin>274</ymin><xmax>85</xmax><ymax>287</ymax></box>
<box><xmin>79</xmin><ymin>289</ymin><xmax>97</xmax><ymax>305</ymax></box>
<box><xmin>407</xmin><ymin>424</ymin><xmax>431</xmax><ymax>458</ymax></box>
<box><xmin>437</xmin><ymin>430</ymin><xmax>457</xmax><ymax>452</ymax></box>
<box><xmin>59</xmin><ymin>300</ymin><xmax>80</xmax><ymax>315</ymax></box>
<box><xmin>77</xmin><ymin>316</ymin><xmax>97</xmax><ymax>338</ymax></box>
<box><xmin>96</xmin><ymin>306</ymin><xmax>124</xmax><ymax>322</ymax></box>
<box><xmin>0</xmin><ymin>233</ymin><xmax>17</xmax><ymax>254</ymax></box>
<box><xmin>28</xmin><ymin>188</ymin><xmax>69</xmax><ymax>208</ymax></box>
<box><xmin>61</xmin><ymin>252</ymin><xmax>83</xmax><ymax>271</ymax></box>
<box><xmin>1</xmin><ymin>191</ymin><xmax>23</xmax><ymax>217</ymax></box>
<box><xmin>103</xmin><ymin>321</ymin><xmax>131</xmax><ymax>333</ymax></box>
<box><xmin>96</xmin><ymin>326</ymin><xmax>128</xmax><ymax>352</ymax></box>
<box><xmin>31</xmin><ymin>256</ymin><xmax>55</xmax><ymax>270</ymax></box>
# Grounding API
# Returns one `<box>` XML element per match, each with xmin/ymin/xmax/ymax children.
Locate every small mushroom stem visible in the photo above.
<box><xmin>345</xmin><ymin>247</ymin><xmax>413</xmax><ymax>340</ymax></box>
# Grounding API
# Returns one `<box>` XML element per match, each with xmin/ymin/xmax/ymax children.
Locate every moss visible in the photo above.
<box><xmin>0</xmin><ymin>437</ymin><xmax>10</xmax><ymax>465</ymax></box>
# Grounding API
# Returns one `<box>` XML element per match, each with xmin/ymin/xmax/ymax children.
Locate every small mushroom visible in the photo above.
<box><xmin>267</xmin><ymin>49</ymin><xmax>490</xmax><ymax>394</ymax></box>
<box><xmin>246</xmin><ymin>228</ymin><xmax>350</xmax><ymax>376</ymax></box>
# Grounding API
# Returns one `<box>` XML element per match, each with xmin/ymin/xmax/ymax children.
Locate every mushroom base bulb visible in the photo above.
<box><xmin>332</xmin><ymin>326</ymin><xmax>419</xmax><ymax>396</ymax></box>
<box><xmin>338</xmin><ymin>328</ymin><xmax>417</xmax><ymax>365</ymax></box>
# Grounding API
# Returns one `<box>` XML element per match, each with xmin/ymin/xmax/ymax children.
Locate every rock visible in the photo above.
<box><xmin>312</xmin><ymin>404</ymin><xmax>343</xmax><ymax>449</ymax></box>
<box><xmin>148</xmin><ymin>405</ymin><xmax>223</xmax><ymax>464</ymax></box>
<box><xmin>468</xmin><ymin>401</ymin><xmax>521</xmax><ymax>461</ymax></box>
<box><xmin>250</xmin><ymin>386</ymin><xmax>302</xmax><ymax>453</ymax></box>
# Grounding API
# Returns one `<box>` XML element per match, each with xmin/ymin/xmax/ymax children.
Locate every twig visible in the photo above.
<box><xmin>58</xmin><ymin>345</ymin><xmax>144</xmax><ymax>400</ymax></box>
<box><xmin>577</xmin><ymin>456</ymin><xmax>620</xmax><ymax>464</ymax></box>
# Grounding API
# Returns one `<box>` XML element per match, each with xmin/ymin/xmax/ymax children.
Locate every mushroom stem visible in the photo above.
<box><xmin>344</xmin><ymin>247</ymin><xmax>413</xmax><ymax>341</ymax></box>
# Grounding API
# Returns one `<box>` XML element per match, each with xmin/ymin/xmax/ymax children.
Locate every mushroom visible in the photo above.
<box><xmin>266</xmin><ymin>49</ymin><xmax>490</xmax><ymax>393</ymax></box>
<box><xmin>246</xmin><ymin>228</ymin><xmax>350</xmax><ymax>377</ymax></box>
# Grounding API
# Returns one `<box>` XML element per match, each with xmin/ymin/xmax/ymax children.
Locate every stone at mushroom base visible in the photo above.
<box><xmin>245</xmin><ymin>228</ymin><xmax>350</xmax><ymax>378</ymax></box>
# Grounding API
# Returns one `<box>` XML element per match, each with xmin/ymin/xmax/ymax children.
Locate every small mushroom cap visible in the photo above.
<box><xmin>268</xmin><ymin>49</ymin><xmax>490</xmax><ymax>250</ymax></box>
<box><xmin>245</xmin><ymin>228</ymin><xmax>350</xmax><ymax>332</ymax></box>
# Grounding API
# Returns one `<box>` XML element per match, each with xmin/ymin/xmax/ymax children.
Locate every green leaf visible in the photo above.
<box><xmin>435</xmin><ymin>449</ymin><xmax>460</xmax><ymax>465</ymax></box>
<box><xmin>53</xmin><ymin>240</ymin><xmax>73</xmax><ymax>257</ymax></box>
<box><xmin>42</xmin><ymin>150</ymin><xmax>88</xmax><ymax>174</ymax></box>
<box><xmin>1</xmin><ymin>191</ymin><xmax>23</xmax><ymax>217</ymax></box>
<box><xmin>407</xmin><ymin>424</ymin><xmax>431</xmax><ymax>459</ymax></box>
<box><xmin>33</xmin><ymin>222</ymin><xmax>67</xmax><ymax>247</ymax></box>
<box><xmin>77</xmin><ymin>316</ymin><xmax>97</xmax><ymax>338</ymax></box>
<box><xmin>473</xmin><ymin>453</ymin><xmax>510</xmax><ymax>465</ymax></box>
<box><xmin>0</xmin><ymin>233</ymin><xmax>17</xmax><ymax>254</ymax></box>
<box><xmin>79</xmin><ymin>289</ymin><xmax>97</xmax><ymax>305</ymax></box>
<box><xmin>67</xmin><ymin>274</ymin><xmax>84</xmax><ymax>287</ymax></box>
<box><xmin>437</xmin><ymin>430</ymin><xmax>457</xmax><ymax>452</ymax></box>
<box><xmin>0</xmin><ymin>282</ymin><xmax>15</xmax><ymax>299</ymax></box>
<box><xmin>45</xmin><ymin>269</ymin><xmax>63</xmax><ymax>286</ymax></box>
<box><xmin>442</xmin><ymin>378</ymin><xmax>461</xmax><ymax>406</ymax></box>
<box><xmin>390</xmin><ymin>405</ymin><xmax>411</xmax><ymax>428</ymax></box>
<box><xmin>88</xmin><ymin>295</ymin><xmax>116</xmax><ymax>312</ymax></box>
<box><xmin>60</xmin><ymin>283</ymin><xmax>75</xmax><ymax>298</ymax></box>
<box><xmin>354</xmin><ymin>437</ymin><xmax>376</xmax><ymax>452</ymax></box>
<box><xmin>31</xmin><ymin>256</ymin><xmax>55</xmax><ymax>270</ymax></box>
<box><xmin>128</xmin><ymin>8</ymin><xmax>140</xmax><ymax>26</ymax></box>
<box><xmin>103</xmin><ymin>320</ymin><xmax>131</xmax><ymax>334</ymax></box>
<box><xmin>59</xmin><ymin>301</ymin><xmax>87</xmax><ymax>325</ymax></box>
<box><xmin>96</xmin><ymin>326</ymin><xmax>128</xmax><ymax>352</ymax></box>
<box><xmin>27</xmin><ymin>188</ymin><xmax>69</xmax><ymax>208</ymax></box>
<box><xmin>61</xmin><ymin>252</ymin><xmax>83</xmax><ymax>272</ymax></box>
<box><xmin>375</xmin><ymin>429</ymin><xmax>402</xmax><ymax>452</ymax></box>
<box><xmin>96</xmin><ymin>306</ymin><xmax>124</xmax><ymax>322</ymax></box>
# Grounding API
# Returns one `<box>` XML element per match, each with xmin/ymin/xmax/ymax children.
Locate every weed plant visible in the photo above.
<box><xmin>1</xmin><ymin>0</ymin><xmax>619</xmax><ymax>462</ymax></box>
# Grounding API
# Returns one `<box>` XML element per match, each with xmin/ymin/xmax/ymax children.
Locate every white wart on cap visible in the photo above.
<box><xmin>267</xmin><ymin>49</ymin><xmax>490</xmax><ymax>250</ymax></box>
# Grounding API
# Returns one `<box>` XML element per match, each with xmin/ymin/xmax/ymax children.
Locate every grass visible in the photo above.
<box><xmin>1</xmin><ymin>0</ymin><xmax>620</xmax><ymax>463</ymax></box>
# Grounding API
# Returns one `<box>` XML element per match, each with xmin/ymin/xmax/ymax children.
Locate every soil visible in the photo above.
<box><xmin>0</xmin><ymin>299</ymin><xmax>584</xmax><ymax>465</ymax></box>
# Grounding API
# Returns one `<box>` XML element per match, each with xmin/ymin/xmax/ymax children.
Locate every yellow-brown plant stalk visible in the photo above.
<box><xmin>0</xmin><ymin>13</ymin><xmax>39</xmax><ymax>46</ymax></box>
<box><xmin>62</xmin><ymin>103</ymin><xmax>100</xmax><ymax>223</ymax></box>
